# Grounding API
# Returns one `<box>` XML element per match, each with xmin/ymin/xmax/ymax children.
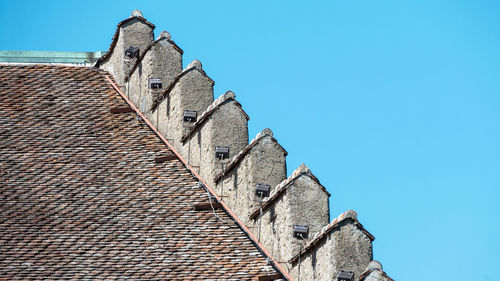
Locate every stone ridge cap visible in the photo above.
<box><xmin>180</xmin><ymin>91</ymin><xmax>250</xmax><ymax>143</ymax></box>
<box><xmin>289</xmin><ymin>210</ymin><xmax>375</xmax><ymax>264</ymax></box>
<box><xmin>124</xmin><ymin>36</ymin><xmax>184</xmax><ymax>83</ymax></box>
<box><xmin>95</xmin><ymin>14</ymin><xmax>155</xmax><ymax>67</ymax></box>
<box><xmin>214</xmin><ymin>128</ymin><xmax>288</xmax><ymax>183</ymax></box>
<box><xmin>248</xmin><ymin>164</ymin><xmax>330</xmax><ymax>220</ymax></box>
<box><xmin>103</xmin><ymin>75</ymin><xmax>293</xmax><ymax>281</ymax></box>
<box><xmin>151</xmin><ymin>61</ymin><xmax>215</xmax><ymax>111</ymax></box>
<box><xmin>359</xmin><ymin>267</ymin><xmax>394</xmax><ymax>281</ymax></box>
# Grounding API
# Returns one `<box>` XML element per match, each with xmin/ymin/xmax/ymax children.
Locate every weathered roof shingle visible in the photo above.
<box><xmin>0</xmin><ymin>65</ymin><xmax>283</xmax><ymax>280</ymax></box>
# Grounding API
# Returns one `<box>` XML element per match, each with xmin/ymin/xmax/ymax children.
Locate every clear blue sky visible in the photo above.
<box><xmin>1</xmin><ymin>1</ymin><xmax>499</xmax><ymax>280</ymax></box>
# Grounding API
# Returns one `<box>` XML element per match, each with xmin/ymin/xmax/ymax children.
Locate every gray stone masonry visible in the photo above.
<box><xmin>100</xmin><ymin>12</ymin><xmax>154</xmax><ymax>86</ymax></box>
<box><xmin>127</xmin><ymin>31</ymin><xmax>183</xmax><ymax>126</ymax></box>
<box><xmin>97</xmin><ymin>11</ymin><xmax>394</xmax><ymax>281</ymax></box>
<box><xmin>181</xmin><ymin>91</ymin><xmax>249</xmax><ymax>190</ymax></box>
<box><xmin>289</xmin><ymin>211</ymin><xmax>374</xmax><ymax>281</ymax></box>
<box><xmin>250</xmin><ymin>165</ymin><xmax>330</xmax><ymax>272</ymax></box>
<box><xmin>360</xmin><ymin>261</ymin><xmax>394</xmax><ymax>281</ymax></box>
<box><xmin>214</xmin><ymin>128</ymin><xmax>287</xmax><ymax>225</ymax></box>
<box><xmin>155</xmin><ymin>60</ymin><xmax>214</xmax><ymax>155</ymax></box>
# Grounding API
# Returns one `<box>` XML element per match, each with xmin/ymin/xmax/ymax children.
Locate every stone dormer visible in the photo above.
<box><xmin>126</xmin><ymin>31</ymin><xmax>184</xmax><ymax>126</ymax></box>
<box><xmin>289</xmin><ymin>210</ymin><xmax>374</xmax><ymax>281</ymax></box>
<box><xmin>248</xmin><ymin>164</ymin><xmax>330</xmax><ymax>269</ymax></box>
<box><xmin>95</xmin><ymin>11</ymin><xmax>394</xmax><ymax>281</ymax></box>
<box><xmin>214</xmin><ymin>128</ymin><xmax>288</xmax><ymax>225</ymax></box>
<box><xmin>96</xmin><ymin>10</ymin><xmax>155</xmax><ymax>86</ymax></box>
<box><xmin>181</xmin><ymin>91</ymin><xmax>249</xmax><ymax>189</ymax></box>
<box><xmin>153</xmin><ymin>60</ymin><xmax>214</xmax><ymax>153</ymax></box>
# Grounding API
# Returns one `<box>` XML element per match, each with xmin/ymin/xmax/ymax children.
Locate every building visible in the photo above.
<box><xmin>0</xmin><ymin>10</ymin><xmax>394</xmax><ymax>281</ymax></box>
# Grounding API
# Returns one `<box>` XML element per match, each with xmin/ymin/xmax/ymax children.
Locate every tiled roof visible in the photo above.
<box><xmin>289</xmin><ymin>210</ymin><xmax>375</xmax><ymax>264</ymax></box>
<box><xmin>214</xmin><ymin>128</ymin><xmax>287</xmax><ymax>183</ymax></box>
<box><xmin>94</xmin><ymin>15</ymin><xmax>155</xmax><ymax>67</ymax></box>
<box><xmin>180</xmin><ymin>91</ymin><xmax>250</xmax><ymax>143</ymax></box>
<box><xmin>0</xmin><ymin>65</ymin><xmax>286</xmax><ymax>280</ymax></box>
<box><xmin>248</xmin><ymin>164</ymin><xmax>330</xmax><ymax>220</ymax></box>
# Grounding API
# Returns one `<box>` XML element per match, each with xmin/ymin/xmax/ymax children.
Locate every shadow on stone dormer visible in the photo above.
<box><xmin>124</xmin><ymin>31</ymin><xmax>184</xmax><ymax>127</ymax></box>
<box><xmin>289</xmin><ymin>210</ymin><xmax>375</xmax><ymax>281</ymax></box>
<box><xmin>95</xmin><ymin>10</ymin><xmax>155</xmax><ymax>86</ymax></box>
<box><xmin>180</xmin><ymin>91</ymin><xmax>249</xmax><ymax>188</ymax></box>
<box><xmin>152</xmin><ymin>60</ymin><xmax>215</xmax><ymax>153</ymax></box>
<box><xmin>214</xmin><ymin>128</ymin><xmax>288</xmax><ymax>225</ymax></box>
<box><xmin>248</xmin><ymin>164</ymin><xmax>331</xmax><ymax>270</ymax></box>
<box><xmin>124</xmin><ymin>31</ymin><xmax>184</xmax><ymax>84</ymax></box>
<box><xmin>248</xmin><ymin>164</ymin><xmax>331</xmax><ymax>221</ymax></box>
<box><xmin>95</xmin><ymin>10</ymin><xmax>395</xmax><ymax>281</ymax></box>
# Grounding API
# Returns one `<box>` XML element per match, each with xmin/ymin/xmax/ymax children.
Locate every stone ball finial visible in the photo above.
<box><xmin>131</xmin><ymin>10</ymin><xmax>143</xmax><ymax>18</ymax></box>
<box><xmin>366</xmin><ymin>260</ymin><xmax>383</xmax><ymax>271</ymax></box>
<box><xmin>342</xmin><ymin>210</ymin><xmax>358</xmax><ymax>220</ymax></box>
<box><xmin>186</xmin><ymin>60</ymin><xmax>203</xmax><ymax>71</ymax></box>
<box><xmin>157</xmin><ymin>31</ymin><xmax>171</xmax><ymax>40</ymax></box>
<box><xmin>224</xmin><ymin>91</ymin><xmax>236</xmax><ymax>100</ymax></box>
<box><xmin>261</xmin><ymin>128</ymin><xmax>273</xmax><ymax>137</ymax></box>
<box><xmin>296</xmin><ymin>164</ymin><xmax>310</xmax><ymax>175</ymax></box>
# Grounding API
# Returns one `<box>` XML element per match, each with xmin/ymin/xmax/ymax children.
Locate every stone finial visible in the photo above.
<box><xmin>222</xmin><ymin>90</ymin><xmax>235</xmax><ymax>100</ymax></box>
<box><xmin>246</xmin><ymin>128</ymin><xmax>273</xmax><ymax>151</ymax></box>
<box><xmin>185</xmin><ymin>60</ymin><xmax>203</xmax><ymax>71</ymax></box>
<box><xmin>251</xmin><ymin>128</ymin><xmax>274</xmax><ymax>146</ymax></box>
<box><xmin>157</xmin><ymin>31</ymin><xmax>171</xmax><ymax>40</ymax></box>
<box><xmin>131</xmin><ymin>9</ymin><xmax>143</xmax><ymax>18</ymax></box>
<box><xmin>261</xmin><ymin>128</ymin><xmax>273</xmax><ymax>138</ymax></box>
<box><xmin>293</xmin><ymin>164</ymin><xmax>310</xmax><ymax>178</ymax></box>
<box><xmin>341</xmin><ymin>209</ymin><xmax>358</xmax><ymax>220</ymax></box>
<box><xmin>366</xmin><ymin>260</ymin><xmax>383</xmax><ymax>271</ymax></box>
